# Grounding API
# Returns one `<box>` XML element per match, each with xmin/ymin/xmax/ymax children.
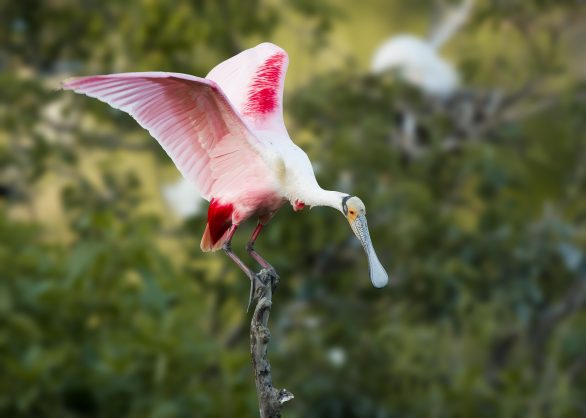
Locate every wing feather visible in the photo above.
<box><xmin>206</xmin><ymin>42</ymin><xmax>289</xmax><ymax>137</ymax></box>
<box><xmin>63</xmin><ymin>72</ymin><xmax>277</xmax><ymax>202</ymax></box>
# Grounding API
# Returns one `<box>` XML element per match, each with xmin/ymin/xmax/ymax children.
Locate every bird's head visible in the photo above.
<box><xmin>341</xmin><ymin>195</ymin><xmax>389</xmax><ymax>288</ymax></box>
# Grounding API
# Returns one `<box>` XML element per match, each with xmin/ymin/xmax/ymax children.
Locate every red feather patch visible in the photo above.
<box><xmin>207</xmin><ymin>198</ymin><xmax>234</xmax><ymax>244</ymax></box>
<box><xmin>293</xmin><ymin>199</ymin><xmax>305</xmax><ymax>212</ymax></box>
<box><xmin>244</xmin><ymin>52</ymin><xmax>286</xmax><ymax>116</ymax></box>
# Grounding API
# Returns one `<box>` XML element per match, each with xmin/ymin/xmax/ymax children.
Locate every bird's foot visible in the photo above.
<box><xmin>246</xmin><ymin>268</ymin><xmax>280</xmax><ymax>313</ymax></box>
<box><xmin>247</xmin><ymin>269</ymin><xmax>280</xmax><ymax>312</ymax></box>
<box><xmin>243</xmin><ymin>269</ymin><xmax>280</xmax><ymax>313</ymax></box>
<box><xmin>254</xmin><ymin>268</ymin><xmax>279</xmax><ymax>300</ymax></box>
<box><xmin>227</xmin><ymin>264</ymin><xmax>276</xmax><ymax>313</ymax></box>
<box><xmin>246</xmin><ymin>275</ymin><xmax>256</xmax><ymax>313</ymax></box>
<box><xmin>261</xmin><ymin>267</ymin><xmax>278</xmax><ymax>281</ymax></box>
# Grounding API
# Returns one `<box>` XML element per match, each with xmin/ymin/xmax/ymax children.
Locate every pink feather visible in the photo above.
<box><xmin>206</xmin><ymin>43</ymin><xmax>289</xmax><ymax>135</ymax></box>
<box><xmin>62</xmin><ymin>72</ymin><xmax>278</xmax><ymax>205</ymax></box>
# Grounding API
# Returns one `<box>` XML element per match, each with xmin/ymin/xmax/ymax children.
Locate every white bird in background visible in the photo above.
<box><xmin>371</xmin><ymin>0</ymin><xmax>474</xmax><ymax>98</ymax></box>
<box><xmin>63</xmin><ymin>43</ymin><xmax>389</xmax><ymax>308</ymax></box>
<box><xmin>162</xmin><ymin>176</ymin><xmax>203</xmax><ymax>218</ymax></box>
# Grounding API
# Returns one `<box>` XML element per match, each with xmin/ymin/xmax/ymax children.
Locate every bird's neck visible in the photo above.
<box><xmin>302</xmin><ymin>188</ymin><xmax>346</xmax><ymax>212</ymax></box>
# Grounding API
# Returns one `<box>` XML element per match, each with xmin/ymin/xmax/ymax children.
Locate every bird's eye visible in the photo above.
<box><xmin>349</xmin><ymin>210</ymin><xmax>355</xmax><ymax>215</ymax></box>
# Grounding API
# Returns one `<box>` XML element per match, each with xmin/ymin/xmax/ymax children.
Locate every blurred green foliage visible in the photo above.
<box><xmin>1</xmin><ymin>0</ymin><xmax>585</xmax><ymax>417</ymax></box>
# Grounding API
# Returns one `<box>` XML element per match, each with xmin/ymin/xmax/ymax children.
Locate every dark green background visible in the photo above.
<box><xmin>1</xmin><ymin>0</ymin><xmax>585</xmax><ymax>417</ymax></box>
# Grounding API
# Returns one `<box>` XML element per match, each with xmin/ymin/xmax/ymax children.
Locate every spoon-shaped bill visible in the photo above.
<box><xmin>349</xmin><ymin>214</ymin><xmax>389</xmax><ymax>288</ymax></box>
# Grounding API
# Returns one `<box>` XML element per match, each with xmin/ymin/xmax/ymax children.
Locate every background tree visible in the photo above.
<box><xmin>1</xmin><ymin>0</ymin><xmax>584</xmax><ymax>417</ymax></box>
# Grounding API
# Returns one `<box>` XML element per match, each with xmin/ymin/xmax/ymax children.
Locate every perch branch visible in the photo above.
<box><xmin>250</xmin><ymin>269</ymin><xmax>294</xmax><ymax>418</ymax></box>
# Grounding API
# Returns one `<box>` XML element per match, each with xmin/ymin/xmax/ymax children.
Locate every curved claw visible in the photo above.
<box><xmin>246</xmin><ymin>276</ymin><xmax>256</xmax><ymax>313</ymax></box>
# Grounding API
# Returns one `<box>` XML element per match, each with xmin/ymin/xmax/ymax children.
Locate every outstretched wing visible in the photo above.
<box><xmin>206</xmin><ymin>42</ymin><xmax>289</xmax><ymax>136</ymax></box>
<box><xmin>62</xmin><ymin>72</ymin><xmax>276</xmax><ymax>201</ymax></box>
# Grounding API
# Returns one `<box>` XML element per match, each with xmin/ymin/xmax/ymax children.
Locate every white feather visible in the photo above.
<box><xmin>371</xmin><ymin>35</ymin><xmax>459</xmax><ymax>98</ymax></box>
<box><xmin>371</xmin><ymin>0</ymin><xmax>474</xmax><ymax>98</ymax></box>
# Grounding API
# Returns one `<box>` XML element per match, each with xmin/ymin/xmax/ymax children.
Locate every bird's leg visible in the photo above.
<box><xmin>246</xmin><ymin>222</ymin><xmax>276</xmax><ymax>276</ymax></box>
<box><xmin>222</xmin><ymin>224</ymin><xmax>257</xmax><ymax>311</ymax></box>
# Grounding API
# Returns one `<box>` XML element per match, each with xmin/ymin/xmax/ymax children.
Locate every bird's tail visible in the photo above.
<box><xmin>200</xmin><ymin>223</ymin><xmax>231</xmax><ymax>252</ymax></box>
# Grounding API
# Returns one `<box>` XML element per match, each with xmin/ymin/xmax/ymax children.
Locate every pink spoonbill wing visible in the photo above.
<box><xmin>206</xmin><ymin>42</ymin><xmax>289</xmax><ymax>136</ymax></box>
<box><xmin>62</xmin><ymin>72</ymin><xmax>276</xmax><ymax>202</ymax></box>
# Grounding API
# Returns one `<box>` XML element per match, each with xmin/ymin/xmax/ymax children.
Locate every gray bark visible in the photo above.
<box><xmin>250</xmin><ymin>270</ymin><xmax>294</xmax><ymax>418</ymax></box>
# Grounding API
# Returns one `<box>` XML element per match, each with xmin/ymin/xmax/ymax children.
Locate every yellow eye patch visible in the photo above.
<box><xmin>347</xmin><ymin>209</ymin><xmax>358</xmax><ymax>222</ymax></box>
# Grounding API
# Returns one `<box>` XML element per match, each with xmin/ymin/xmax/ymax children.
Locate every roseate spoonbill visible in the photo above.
<box><xmin>63</xmin><ymin>42</ymin><xmax>389</xmax><ymax>304</ymax></box>
<box><xmin>371</xmin><ymin>0</ymin><xmax>474</xmax><ymax>98</ymax></box>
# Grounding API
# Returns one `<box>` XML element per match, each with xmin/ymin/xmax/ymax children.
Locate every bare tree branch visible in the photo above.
<box><xmin>250</xmin><ymin>270</ymin><xmax>294</xmax><ymax>418</ymax></box>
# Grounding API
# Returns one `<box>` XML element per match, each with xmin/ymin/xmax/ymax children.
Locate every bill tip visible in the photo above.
<box><xmin>370</xmin><ymin>268</ymin><xmax>389</xmax><ymax>288</ymax></box>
